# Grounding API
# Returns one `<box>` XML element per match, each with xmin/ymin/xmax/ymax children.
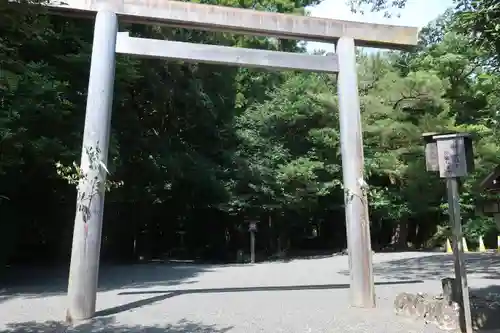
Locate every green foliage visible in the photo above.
<box><xmin>454</xmin><ymin>0</ymin><xmax>500</xmax><ymax>67</ymax></box>
<box><xmin>2</xmin><ymin>0</ymin><xmax>500</xmax><ymax>264</ymax></box>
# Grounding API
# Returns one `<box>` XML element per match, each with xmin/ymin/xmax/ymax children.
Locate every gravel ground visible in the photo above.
<box><xmin>1</xmin><ymin>251</ymin><xmax>500</xmax><ymax>333</ymax></box>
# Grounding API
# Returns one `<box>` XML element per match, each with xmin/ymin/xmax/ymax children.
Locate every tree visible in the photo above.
<box><xmin>4</xmin><ymin>0</ymin><xmax>500</xmax><ymax>267</ymax></box>
<box><xmin>346</xmin><ymin>0</ymin><xmax>411</xmax><ymax>17</ymax></box>
<box><xmin>454</xmin><ymin>0</ymin><xmax>500</xmax><ymax>67</ymax></box>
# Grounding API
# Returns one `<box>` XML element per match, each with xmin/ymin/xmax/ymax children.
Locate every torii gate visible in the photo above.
<box><xmin>37</xmin><ymin>0</ymin><xmax>418</xmax><ymax>321</ymax></box>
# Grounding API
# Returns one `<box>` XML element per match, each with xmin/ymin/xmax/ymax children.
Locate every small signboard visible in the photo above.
<box><xmin>438</xmin><ymin>139</ymin><xmax>465</xmax><ymax>178</ymax></box>
<box><xmin>434</xmin><ymin>133</ymin><xmax>473</xmax><ymax>178</ymax></box>
<box><xmin>248</xmin><ymin>221</ymin><xmax>257</xmax><ymax>232</ymax></box>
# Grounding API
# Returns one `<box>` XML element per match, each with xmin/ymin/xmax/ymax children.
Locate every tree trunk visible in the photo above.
<box><xmin>268</xmin><ymin>215</ymin><xmax>274</xmax><ymax>255</ymax></box>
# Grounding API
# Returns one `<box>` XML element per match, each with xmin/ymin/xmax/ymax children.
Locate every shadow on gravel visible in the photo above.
<box><xmin>90</xmin><ymin>280</ymin><xmax>423</xmax><ymax>317</ymax></box>
<box><xmin>268</xmin><ymin>248</ymin><xmax>444</xmax><ymax>264</ymax></box>
<box><xmin>339</xmin><ymin>253</ymin><xmax>500</xmax><ymax>280</ymax></box>
<box><xmin>469</xmin><ymin>284</ymin><xmax>500</xmax><ymax>332</ymax></box>
<box><xmin>267</xmin><ymin>250</ymin><xmax>337</xmax><ymax>263</ymax></box>
<box><xmin>0</xmin><ymin>262</ymin><xmax>212</xmax><ymax>303</ymax></box>
<box><xmin>0</xmin><ymin>317</ymin><xmax>233</xmax><ymax>333</ymax></box>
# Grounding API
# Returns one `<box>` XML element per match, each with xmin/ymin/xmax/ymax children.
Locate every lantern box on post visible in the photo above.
<box><xmin>422</xmin><ymin>132</ymin><xmax>474</xmax><ymax>178</ymax></box>
<box><xmin>422</xmin><ymin>131</ymin><xmax>476</xmax><ymax>333</ymax></box>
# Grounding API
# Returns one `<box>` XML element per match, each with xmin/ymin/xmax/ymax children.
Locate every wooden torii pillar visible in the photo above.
<box><xmin>28</xmin><ymin>0</ymin><xmax>418</xmax><ymax>321</ymax></box>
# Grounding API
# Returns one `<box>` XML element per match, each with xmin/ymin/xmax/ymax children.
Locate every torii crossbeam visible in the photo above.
<box><xmin>21</xmin><ymin>0</ymin><xmax>418</xmax><ymax>321</ymax></box>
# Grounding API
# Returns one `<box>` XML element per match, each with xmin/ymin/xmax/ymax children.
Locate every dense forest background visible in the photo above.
<box><xmin>1</xmin><ymin>0</ymin><xmax>500</xmax><ymax>266</ymax></box>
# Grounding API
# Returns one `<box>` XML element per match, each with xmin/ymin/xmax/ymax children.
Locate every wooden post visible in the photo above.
<box><xmin>336</xmin><ymin>36</ymin><xmax>375</xmax><ymax>308</ymax></box>
<box><xmin>250</xmin><ymin>230</ymin><xmax>256</xmax><ymax>264</ymax></box>
<box><xmin>249</xmin><ymin>221</ymin><xmax>257</xmax><ymax>263</ymax></box>
<box><xmin>66</xmin><ymin>7</ymin><xmax>118</xmax><ymax>322</ymax></box>
<box><xmin>446</xmin><ymin>178</ymin><xmax>473</xmax><ymax>333</ymax></box>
